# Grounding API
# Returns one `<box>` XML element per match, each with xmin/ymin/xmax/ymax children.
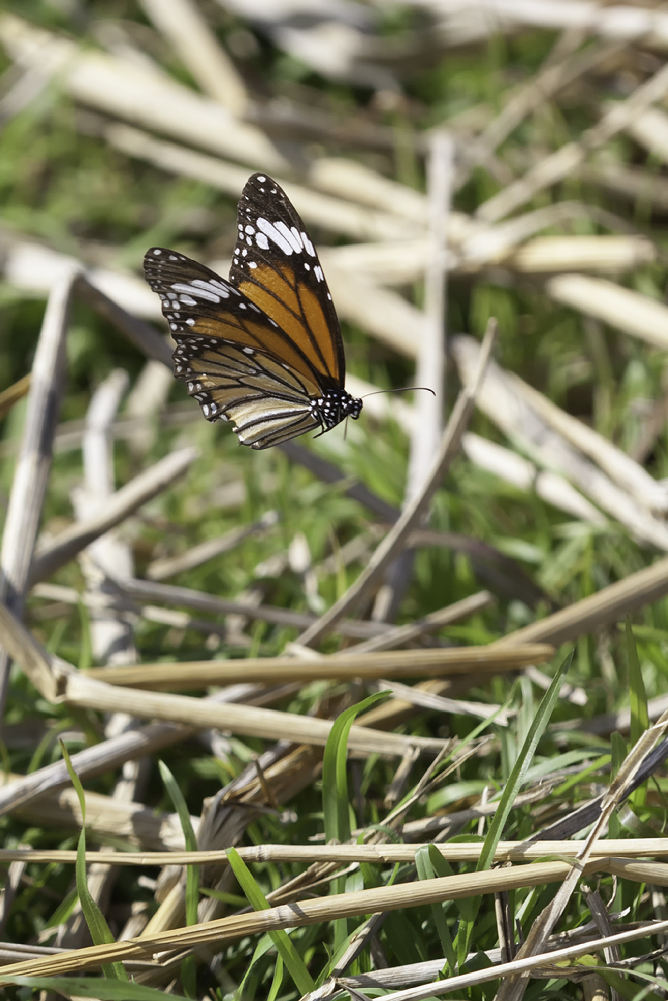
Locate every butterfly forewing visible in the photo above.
<box><xmin>230</xmin><ymin>173</ymin><xmax>346</xmax><ymax>389</ymax></box>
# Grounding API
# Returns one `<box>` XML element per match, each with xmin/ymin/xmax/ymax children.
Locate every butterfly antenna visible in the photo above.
<box><xmin>360</xmin><ymin>386</ymin><xmax>436</xmax><ymax>399</ymax></box>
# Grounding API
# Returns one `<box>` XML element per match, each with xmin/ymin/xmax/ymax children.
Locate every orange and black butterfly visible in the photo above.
<box><xmin>144</xmin><ymin>173</ymin><xmax>362</xmax><ymax>449</ymax></box>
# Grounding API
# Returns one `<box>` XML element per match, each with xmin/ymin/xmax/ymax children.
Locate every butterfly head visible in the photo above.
<box><xmin>310</xmin><ymin>388</ymin><xmax>362</xmax><ymax>432</ymax></box>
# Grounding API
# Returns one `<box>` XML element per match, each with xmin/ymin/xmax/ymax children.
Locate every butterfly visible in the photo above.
<box><xmin>143</xmin><ymin>173</ymin><xmax>362</xmax><ymax>449</ymax></box>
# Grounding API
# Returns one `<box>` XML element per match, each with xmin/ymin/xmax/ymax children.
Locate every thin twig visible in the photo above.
<box><xmin>297</xmin><ymin>318</ymin><xmax>499</xmax><ymax>647</ymax></box>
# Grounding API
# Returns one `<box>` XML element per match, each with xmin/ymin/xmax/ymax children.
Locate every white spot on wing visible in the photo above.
<box><xmin>301</xmin><ymin>232</ymin><xmax>315</xmax><ymax>256</ymax></box>
<box><xmin>314</xmin><ymin>265</ymin><xmax>324</xmax><ymax>282</ymax></box>
<box><xmin>276</xmin><ymin>221</ymin><xmax>302</xmax><ymax>252</ymax></box>
<box><xmin>257</xmin><ymin>217</ymin><xmax>293</xmax><ymax>256</ymax></box>
<box><xmin>172</xmin><ymin>283</ymin><xmax>220</xmax><ymax>303</ymax></box>
<box><xmin>256</xmin><ymin>232</ymin><xmax>269</xmax><ymax>250</ymax></box>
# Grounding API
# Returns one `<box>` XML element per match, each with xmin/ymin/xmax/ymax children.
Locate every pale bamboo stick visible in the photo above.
<box><xmin>113</xmin><ymin>576</ymin><xmax>388</xmax><ymax>639</ymax></box>
<box><xmin>0</xmin><ymin>13</ymin><xmax>283</xmax><ymax>170</ymax></box>
<box><xmin>140</xmin><ymin>0</ymin><xmax>248</xmax><ymax>115</ymax></box>
<box><xmin>452</xmin><ymin>335</ymin><xmax>668</xmax><ymax>550</ymax></box>
<box><xmin>494</xmin><ymin>555</ymin><xmax>668</xmax><ymax>650</ymax></box>
<box><xmin>60</xmin><ymin>671</ymin><xmax>464</xmax><ymax>755</ymax></box>
<box><xmin>374</xmin><ymin>129</ymin><xmax>453</xmax><ymax>622</ymax></box>
<box><xmin>29</xmin><ymin>447</ymin><xmax>198</xmax><ymax>584</ymax></box>
<box><xmin>82</xmin><ymin>642</ymin><xmax>550</xmax><ymax>689</ymax></box>
<box><xmin>102</xmin><ymin>122</ymin><xmax>414</xmax><ymax>242</ymax></box>
<box><xmin>546</xmin><ymin>273</ymin><xmax>668</xmax><ymax>352</ymax></box>
<box><xmin>11</xmin><ymin>782</ymin><xmax>195</xmax><ymax>850</ymax></box>
<box><xmin>513</xmin><ymin>373</ymin><xmax>668</xmax><ymax>513</ymax></box>
<box><xmin>0</xmin><ymin>267</ymin><xmax>78</xmax><ymax>719</ymax></box>
<box><xmin>1</xmin><ymin>838</ymin><xmax>666</xmax><ymax>867</ymax></box>
<box><xmin>462</xmin><ymin>433</ymin><xmax>606</xmax><ymax>526</ymax></box>
<box><xmin>0</xmin><ymin>603</ymin><xmax>450</xmax><ymax>757</ymax></box>
<box><xmin>477</xmin><ymin>58</ymin><xmax>668</xmax><ymax>223</ymax></box>
<box><xmin>146</xmin><ymin>511</ymin><xmax>279</xmax><ymax>581</ymax></box>
<box><xmin>55</xmin><ymin>371</ymin><xmax>143</xmax><ymax>949</ymax></box>
<box><xmin>74</xmin><ymin>273</ymin><xmax>171</xmax><ymax>364</ymax></box>
<box><xmin>0</xmin><ymin>858</ymin><xmax>611</xmax><ymax>979</ymax></box>
<box><xmin>350</xmin><ymin>591</ymin><xmax>494</xmax><ymax>655</ymax></box>
<box><xmin>326</xmin><ymin>234</ymin><xmax>656</xmax><ymax>285</ymax></box>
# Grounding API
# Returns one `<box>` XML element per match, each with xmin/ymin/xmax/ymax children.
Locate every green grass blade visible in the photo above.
<box><xmin>4</xmin><ymin>976</ymin><xmax>187</xmax><ymax>999</ymax></box>
<box><xmin>267</xmin><ymin>952</ymin><xmax>284</xmax><ymax>1001</ymax></box>
<box><xmin>322</xmin><ymin>691</ymin><xmax>388</xmax><ymax>845</ymax></box>
<box><xmin>44</xmin><ymin>886</ymin><xmax>79</xmax><ymax>929</ymax></box>
<box><xmin>627</xmin><ymin>618</ymin><xmax>649</xmax><ymax>744</ymax></box>
<box><xmin>454</xmin><ymin>653</ymin><xmax>569</xmax><ymax>965</ymax></box>
<box><xmin>60</xmin><ymin>740</ymin><xmax>128</xmax><ymax>982</ymax></box>
<box><xmin>416</xmin><ymin>845</ymin><xmax>456</xmax><ymax>974</ymax></box>
<box><xmin>227</xmin><ymin>846</ymin><xmax>315</xmax><ymax>996</ymax></box>
<box><xmin>159</xmin><ymin>760</ymin><xmax>199</xmax><ymax>997</ymax></box>
<box><xmin>477</xmin><ymin>652</ymin><xmax>570</xmax><ymax>873</ymax></box>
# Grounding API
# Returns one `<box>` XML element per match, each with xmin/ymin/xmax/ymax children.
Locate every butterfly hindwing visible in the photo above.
<box><xmin>230</xmin><ymin>173</ymin><xmax>346</xmax><ymax>389</ymax></box>
<box><xmin>144</xmin><ymin>247</ymin><xmax>321</xmax><ymax>447</ymax></box>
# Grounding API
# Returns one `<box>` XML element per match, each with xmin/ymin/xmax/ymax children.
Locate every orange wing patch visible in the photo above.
<box><xmin>237</xmin><ymin>263</ymin><xmax>341</xmax><ymax>385</ymax></box>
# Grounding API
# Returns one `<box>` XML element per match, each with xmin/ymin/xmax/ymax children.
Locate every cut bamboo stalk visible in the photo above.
<box><xmin>583</xmin><ymin>158</ymin><xmax>668</xmax><ymax>211</ymax></box>
<box><xmin>462</xmin><ymin>433</ymin><xmax>607</xmax><ymax>526</ymax></box>
<box><xmin>477</xmin><ymin>58</ymin><xmax>668</xmax><ymax>223</ymax></box>
<box><xmin>75</xmin><ymin>369</ymin><xmax>136</xmax><ymax>665</ymax></box>
<box><xmin>139</xmin><ymin>0</ymin><xmax>248</xmax><ymax>116</ymax></box>
<box><xmin>55</xmin><ymin>371</ymin><xmax>143</xmax><ymax>949</ymax></box>
<box><xmin>82</xmin><ymin>642</ymin><xmax>551</xmax><ymax>689</ymax></box>
<box><xmin>374</xmin><ymin>679</ymin><xmax>510</xmax><ymax>724</ymax></box>
<box><xmin>102</xmin><ymin>122</ymin><xmax>414</xmax><ymax>243</ymax></box>
<box><xmin>11</xmin><ymin>781</ymin><xmax>195</xmax><ymax>850</ymax></box>
<box><xmin>1</xmin><ymin>237</ymin><xmax>161</xmax><ymax>319</ymax></box>
<box><xmin>74</xmin><ymin>273</ymin><xmax>172</xmax><ymax>364</ymax></box>
<box><xmin>0</xmin><ymin>720</ymin><xmax>192</xmax><ymax>817</ymax></box>
<box><xmin>447</xmin><ymin>0</ymin><xmax>668</xmax><ymax>50</ymax></box>
<box><xmin>374</xmin><ymin>129</ymin><xmax>452</xmax><ymax>622</ymax></box>
<box><xmin>625</xmin><ymin>104</ymin><xmax>668</xmax><ymax>165</ymax></box>
<box><xmin>308</xmin><ymin>157</ymin><xmax>430</xmax><ymax>224</ymax></box>
<box><xmin>0</xmin><ymin>13</ymin><xmax>284</xmax><ymax>171</ymax></box>
<box><xmin>452</xmin><ymin>335</ymin><xmax>668</xmax><ymax>550</ymax></box>
<box><xmin>349</xmin><ymin>591</ymin><xmax>494</xmax><ymax>655</ymax></box>
<box><xmin>2</xmin><ymin>838</ymin><xmax>666</xmax><ymax>867</ymax></box>
<box><xmin>495</xmin><ymin>555</ymin><xmax>668</xmax><ymax>650</ymax></box>
<box><xmin>0</xmin><ymin>858</ymin><xmax>610</xmax><ymax>979</ymax></box>
<box><xmin>112</xmin><ymin>576</ymin><xmax>389</xmax><ymax>639</ymax></box>
<box><xmin>546</xmin><ymin>272</ymin><xmax>668</xmax><ymax>352</ymax></box>
<box><xmin>29</xmin><ymin>447</ymin><xmax>198</xmax><ymax>584</ymax></box>
<box><xmin>510</xmin><ymin>372</ymin><xmax>668</xmax><ymax>513</ymax></box>
<box><xmin>326</xmin><ymin>234</ymin><xmax>656</xmax><ymax>285</ymax></box>
<box><xmin>59</xmin><ymin>671</ymin><xmax>470</xmax><ymax>755</ymax></box>
<box><xmin>297</xmin><ymin>319</ymin><xmax>498</xmax><ymax>647</ymax></box>
<box><xmin>0</xmin><ymin>683</ymin><xmax>279</xmax><ymax>818</ymax></box>
<box><xmin>320</xmin><ymin>916</ymin><xmax>668</xmax><ymax>1001</ymax></box>
<box><xmin>0</xmin><ymin>266</ymin><xmax>78</xmax><ymax>718</ymax></box>
<box><xmin>0</xmin><ymin>603</ymin><xmax>450</xmax><ymax>757</ymax></box>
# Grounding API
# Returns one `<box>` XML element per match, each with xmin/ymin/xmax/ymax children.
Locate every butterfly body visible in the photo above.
<box><xmin>144</xmin><ymin>173</ymin><xmax>362</xmax><ymax>449</ymax></box>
